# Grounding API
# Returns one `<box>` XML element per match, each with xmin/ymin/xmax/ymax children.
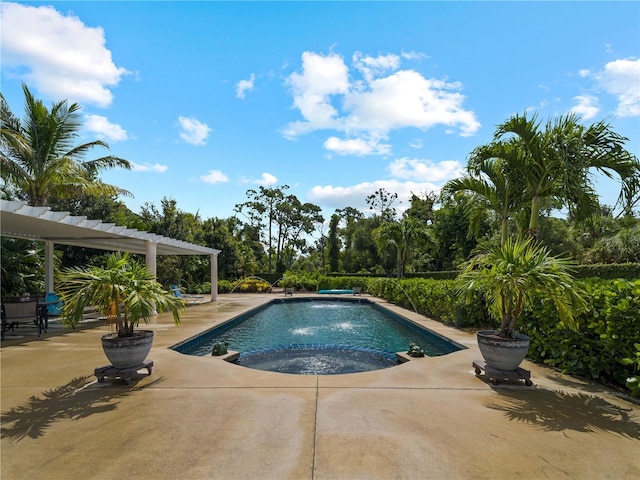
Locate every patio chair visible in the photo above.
<box><xmin>170</xmin><ymin>285</ymin><xmax>204</xmax><ymax>305</ymax></box>
<box><xmin>2</xmin><ymin>297</ymin><xmax>48</xmax><ymax>337</ymax></box>
<box><xmin>1</xmin><ymin>303</ymin><xmax>19</xmax><ymax>340</ymax></box>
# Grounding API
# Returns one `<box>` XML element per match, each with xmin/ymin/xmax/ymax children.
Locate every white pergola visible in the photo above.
<box><xmin>0</xmin><ymin>200</ymin><xmax>220</xmax><ymax>301</ymax></box>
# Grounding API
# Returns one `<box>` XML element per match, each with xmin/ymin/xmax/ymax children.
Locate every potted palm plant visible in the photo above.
<box><xmin>58</xmin><ymin>252</ymin><xmax>185</xmax><ymax>368</ymax></box>
<box><xmin>458</xmin><ymin>236</ymin><xmax>586</xmax><ymax>371</ymax></box>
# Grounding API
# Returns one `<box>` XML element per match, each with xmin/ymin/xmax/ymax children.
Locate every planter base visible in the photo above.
<box><xmin>95</xmin><ymin>360</ymin><xmax>153</xmax><ymax>385</ymax></box>
<box><xmin>101</xmin><ymin>330</ymin><xmax>154</xmax><ymax>368</ymax></box>
<box><xmin>473</xmin><ymin>360</ymin><xmax>532</xmax><ymax>386</ymax></box>
<box><xmin>476</xmin><ymin>330</ymin><xmax>530</xmax><ymax>371</ymax></box>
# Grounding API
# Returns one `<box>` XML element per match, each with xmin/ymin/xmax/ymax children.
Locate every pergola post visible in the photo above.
<box><xmin>145</xmin><ymin>241</ymin><xmax>157</xmax><ymax>279</ymax></box>
<box><xmin>210</xmin><ymin>253</ymin><xmax>218</xmax><ymax>302</ymax></box>
<box><xmin>44</xmin><ymin>241</ymin><xmax>54</xmax><ymax>293</ymax></box>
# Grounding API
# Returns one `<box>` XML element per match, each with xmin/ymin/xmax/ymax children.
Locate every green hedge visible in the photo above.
<box><xmin>329</xmin><ymin>264</ymin><xmax>640</xmax><ymax>281</ymax></box>
<box><xmin>519</xmin><ymin>278</ymin><xmax>640</xmax><ymax>389</ymax></box>
<box><xmin>217</xmin><ymin>277</ymin><xmax>271</xmax><ymax>293</ymax></box>
<box><xmin>573</xmin><ymin>263</ymin><xmax>640</xmax><ymax>279</ymax></box>
<box><xmin>364</xmin><ymin>277</ymin><xmax>492</xmax><ymax>329</ymax></box>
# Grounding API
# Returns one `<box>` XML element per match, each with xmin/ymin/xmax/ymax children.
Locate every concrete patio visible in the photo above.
<box><xmin>2</xmin><ymin>294</ymin><xmax>638</xmax><ymax>480</ymax></box>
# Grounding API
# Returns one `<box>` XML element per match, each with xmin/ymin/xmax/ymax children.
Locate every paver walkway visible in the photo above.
<box><xmin>2</xmin><ymin>294</ymin><xmax>639</xmax><ymax>479</ymax></box>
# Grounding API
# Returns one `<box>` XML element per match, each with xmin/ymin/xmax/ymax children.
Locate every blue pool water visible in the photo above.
<box><xmin>175</xmin><ymin>298</ymin><xmax>462</xmax><ymax>372</ymax></box>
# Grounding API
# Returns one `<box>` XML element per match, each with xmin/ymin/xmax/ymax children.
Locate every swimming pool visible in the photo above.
<box><xmin>173</xmin><ymin>297</ymin><xmax>463</xmax><ymax>374</ymax></box>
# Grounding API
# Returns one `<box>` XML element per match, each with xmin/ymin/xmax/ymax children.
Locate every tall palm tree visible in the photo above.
<box><xmin>443</xmin><ymin>140</ymin><xmax>528</xmax><ymax>246</ymax></box>
<box><xmin>0</xmin><ymin>83</ymin><xmax>132</xmax><ymax>206</ymax></box>
<box><xmin>494</xmin><ymin>112</ymin><xmax>639</xmax><ymax>236</ymax></box>
<box><xmin>373</xmin><ymin>216</ymin><xmax>429</xmax><ymax>278</ymax></box>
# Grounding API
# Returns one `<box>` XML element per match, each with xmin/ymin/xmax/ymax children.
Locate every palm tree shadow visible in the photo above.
<box><xmin>1</xmin><ymin>375</ymin><xmax>163</xmax><ymax>441</ymax></box>
<box><xmin>487</xmin><ymin>388</ymin><xmax>640</xmax><ymax>439</ymax></box>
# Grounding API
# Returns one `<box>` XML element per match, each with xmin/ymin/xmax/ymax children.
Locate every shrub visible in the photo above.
<box><xmin>520</xmin><ymin>278</ymin><xmax>640</xmax><ymax>389</ymax></box>
<box><xmin>217</xmin><ymin>280</ymin><xmax>234</xmax><ymax>293</ymax></box>
<box><xmin>366</xmin><ymin>277</ymin><xmax>493</xmax><ymax>329</ymax></box>
<box><xmin>219</xmin><ymin>277</ymin><xmax>271</xmax><ymax>293</ymax></box>
<box><xmin>281</xmin><ymin>272</ymin><xmax>321</xmax><ymax>291</ymax></box>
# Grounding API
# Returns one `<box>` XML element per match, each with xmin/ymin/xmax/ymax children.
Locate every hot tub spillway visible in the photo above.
<box><xmin>233</xmin><ymin>344</ymin><xmax>399</xmax><ymax>375</ymax></box>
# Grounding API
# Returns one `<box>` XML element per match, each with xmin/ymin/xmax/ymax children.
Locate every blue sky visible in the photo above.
<box><xmin>1</xmin><ymin>1</ymin><xmax>639</xmax><ymax>222</ymax></box>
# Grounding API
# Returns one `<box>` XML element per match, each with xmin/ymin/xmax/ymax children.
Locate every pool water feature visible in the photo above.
<box><xmin>173</xmin><ymin>298</ymin><xmax>463</xmax><ymax>374</ymax></box>
<box><xmin>235</xmin><ymin>345</ymin><xmax>398</xmax><ymax>375</ymax></box>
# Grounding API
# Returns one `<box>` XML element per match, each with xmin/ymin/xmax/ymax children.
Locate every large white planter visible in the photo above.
<box><xmin>101</xmin><ymin>330</ymin><xmax>154</xmax><ymax>368</ymax></box>
<box><xmin>476</xmin><ymin>330</ymin><xmax>530</xmax><ymax>371</ymax></box>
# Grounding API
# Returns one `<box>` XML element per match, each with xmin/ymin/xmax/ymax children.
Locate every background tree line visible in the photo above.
<box><xmin>2</xmin><ymin>86</ymin><xmax>639</xmax><ymax>296</ymax></box>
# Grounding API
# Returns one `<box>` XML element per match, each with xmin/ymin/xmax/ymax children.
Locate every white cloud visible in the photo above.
<box><xmin>596</xmin><ymin>58</ymin><xmax>640</xmax><ymax>117</ymax></box>
<box><xmin>283</xmin><ymin>50</ymin><xmax>480</xmax><ymax>152</ymax></box>
<box><xmin>409</xmin><ymin>138</ymin><xmax>423</xmax><ymax>149</ymax></box>
<box><xmin>84</xmin><ymin>114</ymin><xmax>128</xmax><ymax>141</ymax></box>
<box><xmin>388</xmin><ymin>158</ymin><xmax>464</xmax><ymax>182</ymax></box>
<box><xmin>200</xmin><ymin>170</ymin><xmax>229</xmax><ymax>184</ymax></box>
<box><xmin>236</xmin><ymin>73</ymin><xmax>256</xmax><ymax>99</ymax></box>
<box><xmin>308</xmin><ymin>179</ymin><xmax>442</xmax><ymax>212</ymax></box>
<box><xmin>308</xmin><ymin>156</ymin><xmax>462</xmax><ymax>212</ymax></box>
<box><xmin>130</xmin><ymin>162</ymin><xmax>168</xmax><ymax>173</ymax></box>
<box><xmin>324</xmin><ymin>136</ymin><xmax>392</xmax><ymax>156</ymax></box>
<box><xmin>401</xmin><ymin>50</ymin><xmax>429</xmax><ymax>62</ymax></box>
<box><xmin>259</xmin><ymin>172</ymin><xmax>277</xmax><ymax>185</ymax></box>
<box><xmin>243</xmin><ymin>172</ymin><xmax>277</xmax><ymax>186</ymax></box>
<box><xmin>352</xmin><ymin>52</ymin><xmax>400</xmax><ymax>81</ymax></box>
<box><xmin>570</xmin><ymin>95</ymin><xmax>600</xmax><ymax>120</ymax></box>
<box><xmin>346</xmin><ymin>71</ymin><xmax>480</xmax><ymax>136</ymax></box>
<box><xmin>0</xmin><ymin>2</ymin><xmax>129</xmax><ymax>107</ymax></box>
<box><xmin>178</xmin><ymin>116</ymin><xmax>211</xmax><ymax>145</ymax></box>
<box><xmin>283</xmin><ymin>51</ymin><xmax>350</xmax><ymax>138</ymax></box>
<box><xmin>578</xmin><ymin>69</ymin><xmax>591</xmax><ymax>78</ymax></box>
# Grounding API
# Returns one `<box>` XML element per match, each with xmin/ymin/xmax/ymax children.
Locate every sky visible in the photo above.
<box><xmin>1</xmin><ymin>1</ymin><xmax>639</xmax><ymax>223</ymax></box>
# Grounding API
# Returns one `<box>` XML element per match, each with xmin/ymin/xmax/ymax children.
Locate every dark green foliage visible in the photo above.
<box><xmin>366</xmin><ymin>277</ymin><xmax>492</xmax><ymax>329</ymax></box>
<box><xmin>217</xmin><ymin>279</ymin><xmax>234</xmax><ymax>293</ymax></box>
<box><xmin>316</xmin><ymin>275</ymin><xmax>363</xmax><ymax>291</ymax></box>
<box><xmin>431</xmin><ymin>194</ymin><xmax>492</xmax><ymax>270</ymax></box>
<box><xmin>0</xmin><ymin>238</ymin><xmax>44</xmax><ymax>295</ymax></box>
<box><xmin>621</xmin><ymin>344</ymin><xmax>640</xmax><ymax>397</ymax></box>
<box><xmin>327</xmin><ymin>213</ymin><xmax>340</xmax><ymax>272</ymax></box>
<box><xmin>405</xmin><ymin>271</ymin><xmax>460</xmax><ymax>280</ymax></box>
<box><xmin>573</xmin><ymin>263</ymin><xmax>640</xmax><ymax>279</ymax></box>
<box><xmin>520</xmin><ymin>278</ymin><xmax>640</xmax><ymax>389</ymax></box>
<box><xmin>281</xmin><ymin>272</ymin><xmax>320</xmax><ymax>292</ymax></box>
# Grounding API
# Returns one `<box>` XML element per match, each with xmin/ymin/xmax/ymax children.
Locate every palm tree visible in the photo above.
<box><xmin>0</xmin><ymin>83</ymin><xmax>132</xmax><ymax>206</ymax></box>
<box><xmin>494</xmin><ymin>112</ymin><xmax>639</xmax><ymax>236</ymax></box>
<box><xmin>458</xmin><ymin>236</ymin><xmax>586</xmax><ymax>338</ymax></box>
<box><xmin>443</xmin><ymin>140</ymin><xmax>528</xmax><ymax>246</ymax></box>
<box><xmin>58</xmin><ymin>252</ymin><xmax>185</xmax><ymax>337</ymax></box>
<box><xmin>373</xmin><ymin>216</ymin><xmax>429</xmax><ymax>279</ymax></box>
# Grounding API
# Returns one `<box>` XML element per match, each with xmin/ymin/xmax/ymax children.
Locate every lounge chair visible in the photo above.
<box><xmin>169</xmin><ymin>285</ymin><xmax>204</xmax><ymax>305</ymax></box>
